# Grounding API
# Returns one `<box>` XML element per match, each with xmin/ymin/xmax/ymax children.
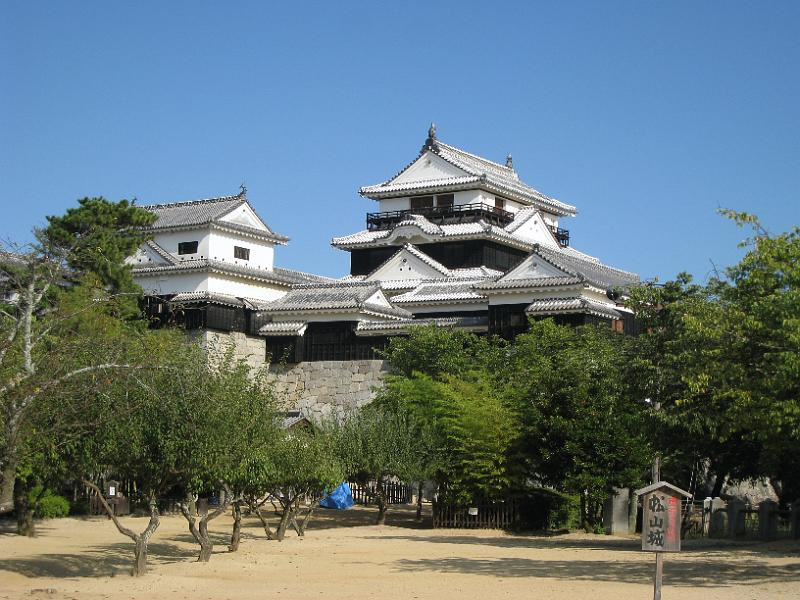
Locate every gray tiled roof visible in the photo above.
<box><xmin>139</xmin><ymin>192</ymin><xmax>289</xmax><ymax>244</ymax></box>
<box><xmin>475</xmin><ymin>275</ymin><xmax>585</xmax><ymax>290</ymax></box>
<box><xmin>525</xmin><ymin>297</ymin><xmax>622</xmax><ymax>319</ymax></box>
<box><xmin>533</xmin><ymin>245</ymin><xmax>639</xmax><ymax>290</ymax></box>
<box><xmin>168</xmin><ymin>291</ymin><xmax>247</xmax><ymax>307</ymax></box>
<box><xmin>259</xmin><ymin>321</ymin><xmax>308</xmax><ymax>336</ymax></box>
<box><xmin>131</xmin><ymin>259</ymin><xmax>327</xmax><ymax>287</ymax></box>
<box><xmin>360</xmin><ymin>137</ymin><xmax>577</xmax><ymax>216</ymax></box>
<box><xmin>258</xmin><ymin>281</ymin><xmax>412</xmax><ymax>319</ymax></box>
<box><xmin>354</xmin><ymin>315</ymin><xmax>488</xmax><ymax>336</ymax></box>
<box><xmin>391</xmin><ymin>280</ymin><xmax>489</xmax><ymax>304</ymax></box>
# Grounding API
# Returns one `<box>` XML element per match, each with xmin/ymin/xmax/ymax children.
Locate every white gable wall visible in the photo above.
<box><xmin>509</xmin><ymin>213</ymin><xmax>561</xmax><ymax>248</ymax></box>
<box><xmin>126</xmin><ymin>244</ymin><xmax>172</xmax><ymax>267</ymax></box>
<box><xmin>392</xmin><ymin>151</ymin><xmax>467</xmax><ymax>184</ymax></box>
<box><xmin>366</xmin><ymin>248</ymin><xmax>447</xmax><ymax>282</ymax></box>
<box><xmin>218</xmin><ymin>203</ymin><xmax>269</xmax><ymax>231</ymax></box>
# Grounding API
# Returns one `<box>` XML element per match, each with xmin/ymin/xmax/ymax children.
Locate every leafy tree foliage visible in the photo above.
<box><xmin>337</xmin><ymin>407</ymin><xmax>418</xmax><ymax>524</ymax></box>
<box><xmin>627</xmin><ymin>211</ymin><xmax>800</xmax><ymax>502</ymax></box>
<box><xmin>501</xmin><ymin>320</ymin><xmax>651</xmax><ymax>528</ymax></box>
<box><xmin>381</xmin><ymin>324</ymin><xmax>500</xmax><ymax>378</ymax></box>
<box><xmin>43</xmin><ymin>197</ymin><xmax>155</xmax><ymax>318</ymax></box>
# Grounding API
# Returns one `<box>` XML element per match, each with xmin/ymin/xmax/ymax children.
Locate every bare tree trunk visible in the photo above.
<box><xmin>179</xmin><ymin>497</ymin><xmax>230</xmax><ymax>562</ymax></box>
<box><xmin>14</xmin><ymin>477</ymin><xmax>35</xmax><ymax>537</ymax></box>
<box><xmin>229</xmin><ymin>501</ymin><xmax>242</xmax><ymax>552</ymax></box>
<box><xmin>275</xmin><ymin>502</ymin><xmax>293</xmax><ymax>541</ymax></box>
<box><xmin>248</xmin><ymin>499</ymin><xmax>274</xmax><ymax>540</ymax></box>
<box><xmin>83</xmin><ymin>480</ymin><xmax>159</xmax><ymax>576</ymax></box>
<box><xmin>376</xmin><ymin>477</ymin><xmax>387</xmax><ymax>525</ymax></box>
<box><xmin>0</xmin><ymin>460</ymin><xmax>17</xmax><ymax>515</ymax></box>
<box><xmin>297</xmin><ymin>502</ymin><xmax>317</xmax><ymax>536</ymax></box>
<box><xmin>416</xmin><ymin>482</ymin><xmax>424</xmax><ymax>522</ymax></box>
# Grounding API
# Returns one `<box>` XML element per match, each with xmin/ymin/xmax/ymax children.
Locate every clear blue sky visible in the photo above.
<box><xmin>2</xmin><ymin>1</ymin><xmax>798</xmax><ymax>282</ymax></box>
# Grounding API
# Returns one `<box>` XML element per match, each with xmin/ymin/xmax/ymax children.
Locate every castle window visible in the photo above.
<box><xmin>177</xmin><ymin>241</ymin><xmax>199</xmax><ymax>255</ymax></box>
<box><xmin>494</xmin><ymin>197</ymin><xmax>506</xmax><ymax>211</ymax></box>
<box><xmin>436</xmin><ymin>193</ymin><xmax>454</xmax><ymax>207</ymax></box>
<box><xmin>410</xmin><ymin>195</ymin><xmax>434</xmax><ymax>210</ymax></box>
<box><xmin>234</xmin><ymin>246</ymin><xmax>250</xmax><ymax>261</ymax></box>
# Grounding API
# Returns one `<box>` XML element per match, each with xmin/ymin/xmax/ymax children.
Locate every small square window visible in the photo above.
<box><xmin>178</xmin><ymin>241</ymin><xmax>199</xmax><ymax>255</ymax></box>
<box><xmin>234</xmin><ymin>246</ymin><xmax>250</xmax><ymax>260</ymax></box>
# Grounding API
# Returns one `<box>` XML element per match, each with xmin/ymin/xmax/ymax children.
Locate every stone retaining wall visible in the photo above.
<box><xmin>267</xmin><ymin>360</ymin><xmax>389</xmax><ymax>420</ymax></box>
<box><xmin>191</xmin><ymin>329</ymin><xmax>388</xmax><ymax>419</ymax></box>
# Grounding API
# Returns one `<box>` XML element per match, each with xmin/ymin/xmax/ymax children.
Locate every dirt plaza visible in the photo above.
<box><xmin>0</xmin><ymin>506</ymin><xmax>797</xmax><ymax>600</ymax></box>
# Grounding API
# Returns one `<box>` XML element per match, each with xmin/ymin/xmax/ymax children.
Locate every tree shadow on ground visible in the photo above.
<box><xmin>300</xmin><ymin>505</ymin><xmax>429</xmax><ymax>530</ymax></box>
<box><xmin>365</xmin><ymin>532</ymin><xmax>800</xmax><ymax>558</ymax></box>
<box><xmin>390</xmin><ymin>555</ymin><xmax>800</xmax><ymax>587</ymax></box>
<box><xmin>0</xmin><ymin>541</ymin><xmax>196</xmax><ymax>578</ymax></box>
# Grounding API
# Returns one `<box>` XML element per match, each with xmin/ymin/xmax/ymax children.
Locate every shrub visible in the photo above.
<box><xmin>517</xmin><ymin>487</ymin><xmax>580</xmax><ymax>530</ymax></box>
<box><xmin>29</xmin><ymin>486</ymin><xmax>71</xmax><ymax>519</ymax></box>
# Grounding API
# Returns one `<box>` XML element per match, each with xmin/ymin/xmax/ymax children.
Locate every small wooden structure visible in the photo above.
<box><xmin>635</xmin><ymin>481</ymin><xmax>692</xmax><ymax>599</ymax></box>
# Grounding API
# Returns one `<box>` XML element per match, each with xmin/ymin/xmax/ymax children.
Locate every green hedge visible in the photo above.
<box><xmin>516</xmin><ymin>487</ymin><xmax>580</xmax><ymax>530</ymax></box>
<box><xmin>28</xmin><ymin>486</ymin><xmax>71</xmax><ymax>519</ymax></box>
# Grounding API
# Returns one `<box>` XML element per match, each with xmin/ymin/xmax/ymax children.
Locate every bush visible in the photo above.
<box><xmin>517</xmin><ymin>487</ymin><xmax>580</xmax><ymax>530</ymax></box>
<box><xmin>29</xmin><ymin>486</ymin><xmax>71</xmax><ymax>519</ymax></box>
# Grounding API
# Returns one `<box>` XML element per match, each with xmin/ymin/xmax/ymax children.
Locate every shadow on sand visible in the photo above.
<box><xmin>390</xmin><ymin>555</ymin><xmax>800</xmax><ymax>588</ymax></box>
<box><xmin>0</xmin><ymin>541</ymin><xmax>196</xmax><ymax>578</ymax></box>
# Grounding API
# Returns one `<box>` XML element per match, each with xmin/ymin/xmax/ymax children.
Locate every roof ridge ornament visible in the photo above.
<box><xmin>421</xmin><ymin>122</ymin><xmax>439</xmax><ymax>153</ymax></box>
<box><xmin>238</xmin><ymin>183</ymin><xmax>247</xmax><ymax>198</ymax></box>
<box><xmin>506</xmin><ymin>154</ymin><xmax>514</xmax><ymax>169</ymax></box>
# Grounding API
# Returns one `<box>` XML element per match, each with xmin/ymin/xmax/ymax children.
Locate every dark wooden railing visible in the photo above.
<box><xmin>432</xmin><ymin>501</ymin><xmax>519</xmax><ymax>529</ymax></box>
<box><xmin>367</xmin><ymin>203</ymin><xmax>514</xmax><ymax>231</ymax></box>
<box><xmin>549</xmin><ymin>225</ymin><xmax>570</xmax><ymax>247</ymax></box>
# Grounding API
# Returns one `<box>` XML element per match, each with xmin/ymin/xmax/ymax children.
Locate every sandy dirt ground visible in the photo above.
<box><xmin>0</xmin><ymin>505</ymin><xmax>798</xmax><ymax>600</ymax></box>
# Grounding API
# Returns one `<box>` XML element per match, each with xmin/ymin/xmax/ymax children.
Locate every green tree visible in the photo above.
<box><xmin>43</xmin><ymin>197</ymin><xmax>155</xmax><ymax>319</ymax></box>
<box><xmin>629</xmin><ymin>212</ymin><xmax>800</xmax><ymax>502</ymax></box>
<box><xmin>381</xmin><ymin>324</ymin><xmax>500</xmax><ymax>378</ymax></box>
<box><xmin>502</xmin><ymin>320</ymin><xmax>651</xmax><ymax>528</ymax></box>
<box><xmin>337</xmin><ymin>407</ymin><xmax>418</xmax><ymax>524</ymax></box>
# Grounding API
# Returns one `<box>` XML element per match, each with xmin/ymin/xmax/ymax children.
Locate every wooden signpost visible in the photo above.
<box><xmin>635</xmin><ymin>481</ymin><xmax>692</xmax><ymax>600</ymax></box>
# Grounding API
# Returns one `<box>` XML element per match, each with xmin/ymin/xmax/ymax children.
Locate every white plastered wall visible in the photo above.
<box><xmin>208</xmin><ymin>230</ymin><xmax>275</xmax><ymax>271</ymax></box>
<box><xmin>206</xmin><ymin>275</ymin><xmax>285</xmax><ymax>301</ymax></box>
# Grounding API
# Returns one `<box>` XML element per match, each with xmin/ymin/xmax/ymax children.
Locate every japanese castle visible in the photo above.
<box><xmin>130</xmin><ymin>125</ymin><xmax>639</xmax><ymax>363</ymax></box>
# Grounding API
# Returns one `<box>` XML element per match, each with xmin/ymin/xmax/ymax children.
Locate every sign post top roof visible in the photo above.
<box><xmin>634</xmin><ymin>481</ymin><xmax>693</xmax><ymax>498</ymax></box>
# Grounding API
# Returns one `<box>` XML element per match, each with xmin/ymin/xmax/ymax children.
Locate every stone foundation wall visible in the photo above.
<box><xmin>267</xmin><ymin>360</ymin><xmax>389</xmax><ymax>421</ymax></box>
<box><xmin>190</xmin><ymin>329</ymin><xmax>388</xmax><ymax>419</ymax></box>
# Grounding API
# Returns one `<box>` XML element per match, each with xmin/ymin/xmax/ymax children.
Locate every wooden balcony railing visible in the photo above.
<box><xmin>366</xmin><ymin>202</ymin><xmax>514</xmax><ymax>231</ymax></box>
<box><xmin>549</xmin><ymin>226</ymin><xmax>570</xmax><ymax>247</ymax></box>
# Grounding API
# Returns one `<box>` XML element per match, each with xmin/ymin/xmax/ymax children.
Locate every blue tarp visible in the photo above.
<box><xmin>320</xmin><ymin>482</ymin><xmax>354</xmax><ymax>509</ymax></box>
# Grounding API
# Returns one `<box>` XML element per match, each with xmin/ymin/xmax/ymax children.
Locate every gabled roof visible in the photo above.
<box><xmin>525</xmin><ymin>296</ymin><xmax>623</xmax><ymax>319</ymax></box>
<box><xmin>359</xmin><ymin>126</ymin><xmax>577</xmax><ymax>216</ymax></box>
<box><xmin>140</xmin><ymin>190</ymin><xmax>289</xmax><ymax>245</ymax></box>
<box><xmin>391</xmin><ymin>279</ymin><xmax>489</xmax><ymax>305</ymax></box>
<box><xmin>131</xmin><ymin>259</ymin><xmax>330</xmax><ymax>287</ymax></box>
<box><xmin>257</xmin><ymin>281</ymin><xmax>412</xmax><ymax>320</ymax></box>
<box><xmin>364</xmin><ymin>243</ymin><xmax>451</xmax><ymax>281</ymax></box>
<box><xmin>532</xmin><ymin>245</ymin><xmax>639</xmax><ymax>290</ymax></box>
<box><xmin>144</xmin><ymin>240</ymin><xmax>178</xmax><ymax>265</ymax></box>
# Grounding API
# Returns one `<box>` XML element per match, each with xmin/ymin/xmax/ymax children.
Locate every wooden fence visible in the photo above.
<box><xmin>348</xmin><ymin>481</ymin><xmax>412</xmax><ymax>506</ymax></box>
<box><xmin>432</xmin><ymin>501</ymin><xmax>519</xmax><ymax>529</ymax></box>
